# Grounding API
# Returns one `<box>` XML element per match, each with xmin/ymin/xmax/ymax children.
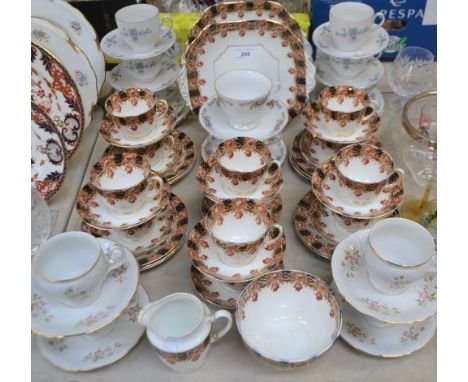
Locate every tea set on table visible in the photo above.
<box><xmin>32</xmin><ymin>0</ymin><xmax>436</xmax><ymax>374</ymax></box>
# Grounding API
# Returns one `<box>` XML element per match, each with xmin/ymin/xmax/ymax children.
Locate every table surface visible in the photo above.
<box><xmin>32</xmin><ymin>65</ymin><xmax>436</xmax><ymax>382</ymax></box>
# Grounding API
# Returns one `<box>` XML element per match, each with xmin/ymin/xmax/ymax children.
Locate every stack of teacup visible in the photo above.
<box><xmin>100</xmin><ymin>4</ymin><xmax>187</xmax><ymax>122</ymax></box>
<box><xmin>76</xmin><ymin>112</ymin><xmax>189</xmax><ymax>271</ymax></box>
<box><xmin>312</xmin><ymin>1</ymin><xmax>389</xmax><ymax>91</ymax></box>
<box><xmin>32</xmin><ymin>231</ymin><xmax>148</xmax><ymax>371</ymax></box>
<box><xmin>331</xmin><ymin>218</ymin><xmax>437</xmax><ymax>357</ymax></box>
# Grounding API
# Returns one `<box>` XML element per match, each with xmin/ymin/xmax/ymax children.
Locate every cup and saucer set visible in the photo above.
<box><xmin>101</xmin><ymin>4</ymin><xmax>188</xmax><ymax>125</ymax></box>
<box><xmin>331</xmin><ymin>218</ymin><xmax>437</xmax><ymax>357</ymax></box>
<box><xmin>32</xmin><ymin>231</ymin><xmax>148</xmax><ymax>371</ymax></box>
<box><xmin>76</xmin><ymin>107</ymin><xmax>189</xmax><ymax>271</ymax></box>
<box><xmin>311</xmin><ymin>1</ymin><xmax>388</xmax><ymax>114</ymax></box>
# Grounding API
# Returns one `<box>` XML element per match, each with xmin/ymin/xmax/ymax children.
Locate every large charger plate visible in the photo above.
<box><xmin>31</xmin><ymin>43</ymin><xmax>84</xmax><ymax>157</ymax></box>
<box><xmin>31</xmin><ymin>17</ymin><xmax>97</xmax><ymax>130</ymax></box>
<box><xmin>32</xmin><ymin>0</ymin><xmax>106</xmax><ymax>93</ymax></box>
<box><xmin>181</xmin><ymin>20</ymin><xmax>308</xmax><ymax>119</ymax></box>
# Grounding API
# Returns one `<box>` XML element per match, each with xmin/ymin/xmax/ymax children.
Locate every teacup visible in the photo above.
<box><xmin>214</xmin><ymin>70</ymin><xmax>272</xmax><ymax>130</ymax></box>
<box><xmin>204</xmin><ymin>198</ymin><xmax>283</xmax><ymax>267</ymax></box>
<box><xmin>115</xmin><ymin>4</ymin><xmax>174</xmax><ymax>52</ymax></box>
<box><xmin>334</xmin><ymin>143</ymin><xmax>403</xmax><ymax>205</ymax></box>
<box><xmin>32</xmin><ymin>231</ymin><xmax>125</xmax><ymax>307</ymax></box>
<box><xmin>90</xmin><ymin>153</ymin><xmax>167</xmax><ymax>215</ymax></box>
<box><xmin>105</xmin><ymin>88</ymin><xmax>169</xmax><ymax>140</ymax></box>
<box><xmin>123</xmin><ymin>55</ymin><xmax>164</xmax><ymax>83</ymax></box>
<box><xmin>364</xmin><ymin>218</ymin><xmax>436</xmax><ymax>294</ymax></box>
<box><xmin>138</xmin><ymin>293</ymin><xmax>232</xmax><ymax>373</ymax></box>
<box><xmin>319</xmin><ymin>85</ymin><xmax>379</xmax><ymax>137</ymax></box>
<box><xmin>328</xmin><ymin>55</ymin><xmax>380</xmax><ymax>80</ymax></box>
<box><xmin>212</xmin><ymin>137</ymin><xmax>281</xmax><ymax>196</ymax></box>
<box><xmin>329</xmin><ymin>2</ymin><xmax>385</xmax><ymax>52</ymax></box>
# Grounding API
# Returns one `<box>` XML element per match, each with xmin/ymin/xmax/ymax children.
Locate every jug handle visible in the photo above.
<box><xmin>209</xmin><ymin>310</ymin><xmax>232</xmax><ymax>344</ymax></box>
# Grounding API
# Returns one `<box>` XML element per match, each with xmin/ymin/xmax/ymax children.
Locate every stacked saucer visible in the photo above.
<box><xmin>293</xmin><ymin>114</ymin><xmax>404</xmax><ymax>260</ymax></box>
<box><xmin>188</xmin><ymin>198</ymin><xmax>286</xmax><ymax>310</ymax></box>
<box><xmin>76</xmin><ymin>136</ymin><xmax>188</xmax><ymax>271</ymax></box>
<box><xmin>101</xmin><ymin>4</ymin><xmax>187</xmax><ymax>124</ymax></box>
<box><xmin>331</xmin><ymin>218</ymin><xmax>437</xmax><ymax>357</ymax></box>
<box><xmin>32</xmin><ymin>231</ymin><xmax>147</xmax><ymax>371</ymax></box>
<box><xmin>312</xmin><ymin>2</ymin><xmax>389</xmax><ymax>93</ymax></box>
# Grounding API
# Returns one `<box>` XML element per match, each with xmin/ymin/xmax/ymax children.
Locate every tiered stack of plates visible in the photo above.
<box><xmin>31</xmin><ymin>0</ymin><xmax>105</xmax><ymax>200</ymax></box>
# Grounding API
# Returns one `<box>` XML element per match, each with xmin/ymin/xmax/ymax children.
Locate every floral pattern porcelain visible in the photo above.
<box><xmin>183</xmin><ymin>20</ymin><xmax>307</xmax><ymax>119</ymax></box>
<box><xmin>333</xmin><ymin>284</ymin><xmax>436</xmax><ymax>358</ymax></box>
<box><xmin>313</xmin><ymin>22</ymin><xmax>389</xmax><ymax>59</ymax></box>
<box><xmin>187</xmin><ymin>221</ymin><xmax>286</xmax><ymax>282</ymax></box>
<box><xmin>199</xmin><ymin>96</ymin><xmax>288</xmax><ymax>141</ymax></box>
<box><xmin>32</xmin><ymin>239</ymin><xmax>139</xmax><ymax>337</ymax></box>
<box><xmin>311</xmin><ymin>158</ymin><xmax>404</xmax><ymax>219</ymax></box>
<box><xmin>236</xmin><ymin>270</ymin><xmax>342</xmax><ymax>370</ymax></box>
<box><xmin>31</xmin><ymin>43</ymin><xmax>84</xmax><ymax>156</ymax></box>
<box><xmin>32</xmin><ymin>0</ymin><xmax>106</xmax><ymax>92</ymax></box>
<box><xmin>331</xmin><ymin>229</ymin><xmax>437</xmax><ymax>323</ymax></box>
<box><xmin>100</xmin><ymin>27</ymin><xmax>176</xmax><ymax>60</ymax></box>
<box><xmin>31</xmin><ymin>103</ymin><xmax>66</xmax><ymax>201</ymax></box>
<box><xmin>108</xmin><ymin>59</ymin><xmax>180</xmax><ymax>93</ymax></box>
<box><xmin>36</xmin><ymin>284</ymin><xmax>148</xmax><ymax>371</ymax></box>
<box><xmin>31</xmin><ymin>17</ymin><xmax>97</xmax><ymax>129</ymax></box>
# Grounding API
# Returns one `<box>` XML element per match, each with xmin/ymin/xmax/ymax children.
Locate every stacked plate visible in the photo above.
<box><xmin>31</xmin><ymin>0</ymin><xmax>105</xmax><ymax>200</ymax></box>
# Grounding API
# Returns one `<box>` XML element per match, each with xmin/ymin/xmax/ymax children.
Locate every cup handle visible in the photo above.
<box><xmin>102</xmin><ymin>241</ymin><xmax>126</xmax><ymax>272</ymax></box>
<box><xmin>209</xmin><ymin>310</ymin><xmax>232</xmax><ymax>344</ymax></box>
<box><xmin>361</xmin><ymin>100</ymin><xmax>379</xmax><ymax>124</ymax></box>
<box><xmin>264</xmin><ymin>224</ymin><xmax>283</xmax><ymax>246</ymax></box>
<box><xmin>383</xmin><ymin>168</ymin><xmax>405</xmax><ymax>192</ymax></box>
<box><xmin>147</xmin><ymin>173</ymin><xmax>169</xmax><ymax>210</ymax></box>
<box><xmin>372</xmin><ymin>12</ymin><xmax>385</xmax><ymax>30</ymax></box>
<box><xmin>264</xmin><ymin>160</ymin><xmax>281</xmax><ymax>180</ymax></box>
<box><xmin>161</xmin><ymin>15</ymin><xmax>174</xmax><ymax>30</ymax></box>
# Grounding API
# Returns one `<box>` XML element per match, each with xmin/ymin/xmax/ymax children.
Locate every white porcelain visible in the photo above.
<box><xmin>333</xmin><ymin>283</ymin><xmax>436</xmax><ymax>358</ymax></box>
<box><xmin>331</xmin><ymin>229</ymin><xmax>437</xmax><ymax>323</ymax></box>
<box><xmin>369</xmin><ymin>88</ymin><xmax>385</xmax><ymax>115</ymax></box>
<box><xmin>236</xmin><ymin>270</ymin><xmax>341</xmax><ymax>370</ymax></box>
<box><xmin>188</xmin><ymin>221</ymin><xmax>285</xmax><ymax>282</ymax></box>
<box><xmin>32</xmin><ymin>232</ymin><xmax>125</xmax><ymax>307</ymax></box>
<box><xmin>328</xmin><ymin>54</ymin><xmax>379</xmax><ymax>79</ymax></box>
<box><xmin>214</xmin><ymin>70</ymin><xmax>272</xmax><ymax>130</ymax></box>
<box><xmin>32</xmin><ymin>238</ymin><xmax>139</xmax><ymax>337</ymax></box>
<box><xmin>199</xmin><ymin>96</ymin><xmax>288</xmax><ymax>141</ymax></box>
<box><xmin>329</xmin><ymin>2</ymin><xmax>385</xmax><ymax>52</ymax></box>
<box><xmin>138</xmin><ymin>293</ymin><xmax>232</xmax><ymax>373</ymax></box>
<box><xmin>101</xmin><ymin>27</ymin><xmax>176</xmax><ymax>60</ymax></box>
<box><xmin>313</xmin><ymin>22</ymin><xmax>389</xmax><ymax>59</ymax></box>
<box><xmin>123</xmin><ymin>56</ymin><xmax>164</xmax><ymax>83</ymax></box>
<box><xmin>315</xmin><ymin>54</ymin><xmax>384</xmax><ymax>90</ymax></box>
<box><xmin>31</xmin><ymin>17</ymin><xmax>97</xmax><ymax>129</ymax></box>
<box><xmin>115</xmin><ymin>4</ymin><xmax>173</xmax><ymax>52</ymax></box>
<box><xmin>365</xmin><ymin>218</ymin><xmax>436</xmax><ymax>295</ymax></box>
<box><xmin>32</xmin><ymin>0</ymin><xmax>106</xmax><ymax>92</ymax></box>
<box><xmin>31</xmin><ymin>186</ymin><xmax>51</xmax><ymax>256</ymax></box>
<box><xmin>37</xmin><ymin>284</ymin><xmax>148</xmax><ymax>371</ymax></box>
<box><xmin>201</xmin><ymin>135</ymin><xmax>287</xmax><ymax>166</ymax></box>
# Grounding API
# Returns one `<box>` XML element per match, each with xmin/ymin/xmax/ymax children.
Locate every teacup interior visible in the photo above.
<box><xmin>215</xmin><ymin>70</ymin><xmax>271</xmax><ymax>101</ymax></box>
<box><xmin>34</xmin><ymin>233</ymin><xmax>100</xmax><ymax>281</ymax></box>
<box><xmin>110</xmin><ymin>98</ymin><xmax>152</xmax><ymax>118</ymax></box>
<box><xmin>149</xmin><ymin>295</ymin><xmax>204</xmax><ymax>338</ymax></box>
<box><xmin>98</xmin><ymin>165</ymin><xmax>145</xmax><ymax>190</ymax></box>
<box><xmin>338</xmin><ymin>157</ymin><xmax>389</xmax><ymax>183</ymax></box>
<box><xmin>212</xmin><ymin>212</ymin><xmax>266</xmax><ymax>243</ymax></box>
<box><xmin>369</xmin><ymin>218</ymin><xmax>435</xmax><ymax>266</ymax></box>
<box><xmin>218</xmin><ymin>151</ymin><xmax>264</xmax><ymax>172</ymax></box>
<box><xmin>327</xmin><ymin>97</ymin><xmax>365</xmax><ymax>113</ymax></box>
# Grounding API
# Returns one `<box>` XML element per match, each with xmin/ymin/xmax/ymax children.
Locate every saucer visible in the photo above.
<box><xmin>301</xmin><ymin>104</ymin><xmax>381</xmax><ymax>144</ymax></box>
<box><xmin>36</xmin><ymin>284</ymin><xmax>148</xmax><ymax>371</ymax></box>
<box><xmin>199</xmin><ymin>97</ymin><xmax>289</xmax><ymax>141</ymax></box>
<box><xmin>99</xmin><ymin>107</ymin><xmax>176</xmax><ymax>149</ymax></box>
<box><xmin>201</xmin><ymin>135</ymin><xmax>287</xmax><ymax>165</ymax></box>
<box><xmin>187</xmin><ymin>221</ymin><xmax>286</xmax><ymax>282</ymax></box>
<box><xmin>313</xmin><ymin>22</ymin><xmax>389</xmax><ymax>59</ymax></box>
<box><xmin>312</xmin><ymin>159</ymin><xmax>404</xmax><ymax>219</ymax></box>
<box><xmin>331</xmin><ymin>229</ymin><xmax>437</xmax><ymax>323</ymax></box>
<box><xmin>315</xmin><ymin>55</ymin><xmax>384</xmax><ymax>90</ymax></box>
<box><xmin>108</xmin><ymin>59</ymin><xmax>180</xmax><ymax>93</ymax></box>
<box><xmin>293</xmin><ymin>190</ymin><xmax>337</xmax><ymax>261</ymax></box>
<box><xmin>332</xmin><ymin>284</ymin><xmax>436</xmax><ymax>358</ymax></box>
<box><xmin>196</xmin><ymin>157</ymin><xmax>283</xmax><ymax>201</ymax></box>
<box><xmin>201</xmin><ymin>194</ymin><xmax>283</xmax><ymax>223</ymax></box>
<box><xmin>100</xmin><ymin>27</ymin><xmax>176</xmax><ymax>60</ymax></box>
<box><xmin>31</xmin><ymin>239</ymin><xmax>139</xmax><ymax>338</ymax></box>
<box><xmin>76</xmin><ymin>178</ymin><xmax>171</xmax><ymax>229</ymax></box>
